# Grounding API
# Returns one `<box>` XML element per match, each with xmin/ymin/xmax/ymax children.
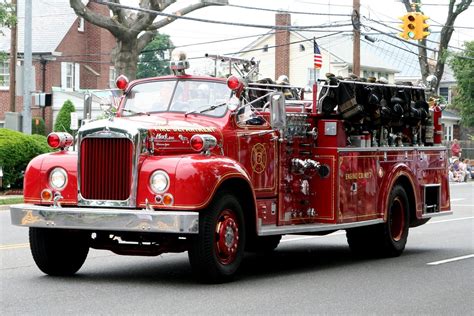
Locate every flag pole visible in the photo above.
<box><xmin>312</xmin><ymin>37</ymin><xmax>318</xmax><ymax>113</ymax></box>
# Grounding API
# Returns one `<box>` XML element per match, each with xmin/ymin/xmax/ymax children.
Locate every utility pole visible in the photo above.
<box><xmin>352</xmin><ymin>0</ymin><xmax>361</xmax><ymax>77</ymax></box>
<box><xmin>22</xmin><ymin>0</ymin><xmax>32</xmax><ymax>134</ymax></box>
<box><xmin>8</xmin><ymin>0</ymin><xmax>17</xmax><ymax>112</ymax></box>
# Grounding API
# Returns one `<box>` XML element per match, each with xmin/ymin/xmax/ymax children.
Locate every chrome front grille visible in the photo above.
<box><xmin>80</xmin><ymin>137</ymin><xmax>133</xmax><ymax>201</ymax></box>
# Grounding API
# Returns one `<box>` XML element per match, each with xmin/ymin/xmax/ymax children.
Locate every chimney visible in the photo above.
<box><xmin>275</xmin><ymin>13</ymin><xmax>291</xmax><ymax>80</ymax></box>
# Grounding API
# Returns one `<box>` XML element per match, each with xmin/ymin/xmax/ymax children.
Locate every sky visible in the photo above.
<box><xmin>151</xmin><ymin>0</ymin><xmax>474</xmax><ymax>57</ymax></box>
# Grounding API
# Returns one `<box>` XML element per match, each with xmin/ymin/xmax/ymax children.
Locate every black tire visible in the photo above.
<box><xmin>188</xmin><ymin>193</ymin><xmax>246</xmax><ymax>283</ymax></box>
<box><xmin>346</xmin><ymin>185</ymin><xmax>410</xmax><ymax>257</ymax></box>
<box><xmin>29</xmin><ymin>228</ymin><xmax>90</xmax><ymax>276</ymax></box>
<box><xmin>246</xmin><ymin>235</ymin><xmax>281</xmax><ymax>253</ymax></box>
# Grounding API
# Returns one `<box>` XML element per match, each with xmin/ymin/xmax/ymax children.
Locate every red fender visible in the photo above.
<box><xmin>23</xmin><ymin>151</ymin><xmax>78</xmax><ymax>205</ymax></box>
<box><xmin>377</xmin><ymin>163</ymin><xmax>420</xmax><ymax>222</ymax></box>
<box><xmin>136</xmin><ymin>155</ymin><xmax>255</xmax><ymax>210</ymax></box>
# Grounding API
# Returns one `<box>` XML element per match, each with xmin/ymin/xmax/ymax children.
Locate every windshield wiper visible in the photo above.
<box><xmin>122</xmin><ymin>109</ymin><xmax>150</xmax><ymax>116</ymax></box>
<box><xmin>185</xmin><ymin>102</ymin><xmax>226</xmax><ymax>117</ymax></box>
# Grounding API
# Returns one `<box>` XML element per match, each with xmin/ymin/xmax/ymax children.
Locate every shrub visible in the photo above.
<box><xmin>31</xmin><ymin>117</ymin><xmax>46</xmax><ymax>136</ymax></box>
<box><xmin>0</xmin><ymin>129</ymin><xmax>51</xmax><ymax>189</ymax></box>
<box><xmin>54</xmin><ymin>99</ymin><xmax>76</xmax><ymax>134</ymax></box>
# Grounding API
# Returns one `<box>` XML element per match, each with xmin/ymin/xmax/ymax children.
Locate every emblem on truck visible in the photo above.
<box><xmin>251</xmin><ymin>143</ymin><xmax>267</xmax><ymax>174</ymax></box>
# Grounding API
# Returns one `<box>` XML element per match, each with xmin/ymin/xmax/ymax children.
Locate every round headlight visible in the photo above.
<box><xmin>149</xmin><ymin>170</ymin><xmax>169</xmax><ymax>194</ymax></box>
<box><xmin>49</xmin><ymin>168</ymin><xmax>67</xmax><ymax>190</ymax></box>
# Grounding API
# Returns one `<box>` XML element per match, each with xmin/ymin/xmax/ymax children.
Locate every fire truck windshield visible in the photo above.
<box><xmin>122</xmin><ymin>79</ymin><xmax>231</xmax><ymax>117</ymax></box>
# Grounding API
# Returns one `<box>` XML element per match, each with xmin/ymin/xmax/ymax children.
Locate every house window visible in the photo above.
<box><xmin>61</xmin><ymin>62</ymin><xmax>80</xmax><ymax>90</ymax></box>
<box><xmin>439</xmin><ymin>87</ymin><xmax>449</xmax><ymax>103</ymax></box>
<box><xmin>109</xmin><ymin>67</ymin><xmax>117</xmax><ymax>88</ymax></box>
<box><xmin>66</xmin><ymin>63</ymin><xmax>73</xmax><ymax>88</ymax></box>
<box><xmin>444</xmin><ymin>124</ymin><xmax>453</xmax><ymax>141</ymax></box>
<box><xmin>0</xmin><ymin>61</ymin><xmax>9</xmax><ymax>88</ymax></box>
<box><xmin>363</xmin><ymin>70</ymin><xmax>375</xmax><ymax>78</ymax></box>
<box><xmin>78</xmin><ymin>17</ymin><xmax>84</xmax><ymax>32</ymax></box>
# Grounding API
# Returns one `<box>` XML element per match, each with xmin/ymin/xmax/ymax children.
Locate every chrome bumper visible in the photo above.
<box><xmin>10</xmin><ymin>204</ymin><xmax>199</xmax><ymax>234</ymax></box>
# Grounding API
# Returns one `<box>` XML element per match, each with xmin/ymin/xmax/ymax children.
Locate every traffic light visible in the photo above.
<box><xmin>399</xmin><ymin>12</ymin><xmax>430</xmax><ymax>40</ymax></box>
<box><xmin>399</xmin><ymin>13</ymin><xmax>417</xmax><ymax>40</ymax></box>
<box><xmin>414</xmin><ymin>13</ymin><xmax>430</xmax><ymax>40</ymax></box>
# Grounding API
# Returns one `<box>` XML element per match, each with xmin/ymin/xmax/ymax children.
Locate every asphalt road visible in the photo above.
<box><xmin>1</xmin><ymin>183</ymin><xmax>473</xmax><ymax>315</ymax></box>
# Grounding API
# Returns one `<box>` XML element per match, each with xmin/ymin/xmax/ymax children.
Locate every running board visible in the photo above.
<box><xmin>258</xmin><ymin>219</ymin><xmax>384</xmax><ymax>236</ymax></box>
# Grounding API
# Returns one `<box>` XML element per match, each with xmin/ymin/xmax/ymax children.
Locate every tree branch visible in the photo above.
<box><xmin>159</xmin><ymin>0</ymin><xmax>177</xmax><ymax>11</ymax></box>
<box><xmin>107</xmin><ymin>0</ymin><xmax>127</xmax><ymax>26</ymax></box>
<box><xmin>69</xmin><ymin>0</ymin><xmax>129</xmax><ymax>38</ymax></box>
<box><xmin>137</xmin><ymin>30</ymin><xmax>158</xmax><ymax>52</ymax></box>
<box><xmin>149</xmin><ymin>1</ymin><xmax>226</xmax><ymax>30</ymax></box>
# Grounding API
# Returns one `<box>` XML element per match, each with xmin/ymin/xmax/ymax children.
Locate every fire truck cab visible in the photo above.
<box><xmin>10</xmin><ymin>53</ymin><xmax>451</xmax><ymax>283</ymax></box>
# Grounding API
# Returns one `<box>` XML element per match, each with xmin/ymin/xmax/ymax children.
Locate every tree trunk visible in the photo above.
<box><xmin>113</xmin><ymin>38</ymin><xmax>140</xmax><ymax>81</ymax></box>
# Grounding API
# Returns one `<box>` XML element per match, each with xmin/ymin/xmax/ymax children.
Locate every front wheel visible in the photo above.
<box><xmin>188</xmin><ymin>193</ymin><xmax>245</xmax><ymax>283</ymax></box>
<box><xmin>29</xmin><ymin>228</ymin><xmax>90</xmax><ymax>276</ymax></box>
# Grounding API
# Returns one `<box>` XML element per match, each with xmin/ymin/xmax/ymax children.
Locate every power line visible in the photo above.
<box><xmin>93</xmin><ymin>0</ymin><xmax>352</xmax><ymax>31</ymax></box>
<box><xmin>366</xmin><ymin>25</ymin><xmax>438</xmax><ymax>53</ymax></box>
<box><xmin>206</xmin><ymin>2</ymin><xmax>352</xmax><ymax>17</ymax></box>
<box><xmin>422</xmin><ymin>3</ymin><xmax>474</xmax><ymax>6</ymax></box>
<box><xmin>294</xmin><ymin>0</ymin><xmax>353</xmax><ymax>8</ymax></box>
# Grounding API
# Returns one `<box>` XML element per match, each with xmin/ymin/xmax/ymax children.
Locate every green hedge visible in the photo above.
<box><xmin>0</xmin><ymin>129</ymin><xmax>51</xmax><ymax>189</ymax></box>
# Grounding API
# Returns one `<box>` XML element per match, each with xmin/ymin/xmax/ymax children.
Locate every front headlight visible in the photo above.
<box><xmin>49</xmin><ymin>168</ymin><xmax>67</xmax><ymax>190</ymax></box>
<box><xmin>149</xmin><ymin>170</ymin><xmax>169</xmax><ymax>193</ymax></box>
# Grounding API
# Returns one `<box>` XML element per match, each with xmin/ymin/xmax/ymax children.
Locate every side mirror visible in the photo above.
<box><xmin>83</xmin><ymin>93</ymin><xmax>93</xmax><ymax>121</ymax></box>
<box><xmin>270</xmin><ymin>92</ymin><xmax>286</xmax><ymax>129</ymax></box>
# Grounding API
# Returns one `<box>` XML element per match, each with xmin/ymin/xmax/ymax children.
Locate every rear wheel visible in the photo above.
<box><xmin>346</xmin><ymin>185</ymin><xmax>410</xmax><ymax>257</ymax></box>
<box><xmin>188</xmin><ymin>193</ymin><xmax>245</xmax><ymax>283</ymax></box>
<box><xmin>29</xmin><ymin>228</ymin><xmax>90</xmax><ymax>276</ymax></box>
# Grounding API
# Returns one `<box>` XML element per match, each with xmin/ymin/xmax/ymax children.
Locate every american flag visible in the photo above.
<box><xmin>313</xmin><ymin>38</ymin><xmax>322</xmax><ymax>69</ymax></box>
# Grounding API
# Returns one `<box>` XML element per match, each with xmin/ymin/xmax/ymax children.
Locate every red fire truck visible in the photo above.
<box><xmin>10</xmin><ymin>52</ymin><xmax>451</xmax><ymax>283</ymax></box>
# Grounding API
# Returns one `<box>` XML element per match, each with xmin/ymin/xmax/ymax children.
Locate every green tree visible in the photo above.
<box><xmin>0</xmin><ymin>0</ymin><xmax>16</xmax><ymax>31</ymax></box>
<box><xmin>137</xmin><ymin>33</ymin><xmax>173</xmax><ymax>79</ymax></box>
<box><xmin>54</xmin><ymin>100</ymin><xmax>76</xmax><ymax>134</ymax></box>
<box><xmin>0</xmin><ymin>0</ymin><xmax>16</xmax><ymax>61</ymax></box>
<box><xmin>449</xmin><ymin>41</ymin><xmax>474</xmax><ymax>127</ymax></box>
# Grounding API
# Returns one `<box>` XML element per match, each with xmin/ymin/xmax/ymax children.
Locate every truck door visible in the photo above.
<box><xmin>236</xmin><ymin>118</ymin><xmax>278</xmax><ymax>196</ymax></box>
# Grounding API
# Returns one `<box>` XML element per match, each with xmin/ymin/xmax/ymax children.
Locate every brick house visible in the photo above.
<box><xmin>0</xmin><ymin>0</ymin><xmax>115</xmax><ymax>132</ymax></box>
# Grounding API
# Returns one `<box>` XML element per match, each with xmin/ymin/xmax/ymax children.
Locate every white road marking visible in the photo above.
<box><xmin>427</xmin><ymin>254</ymin><xmax>474</xmax><ymax>266</ymax></box>
<box><xmin>281</xmin><ymin>232</ymin><xmax>345</xmax><ymax>243</ymax></box>
<box><xmin>0</xmin><ymin>243</ymin><xmax>29</xmax><ymax>250</ymax></box>
<box><xmin>428</xmin><ymin>216</ymin><xmax>474</xmax><ymax>224</ymax></box>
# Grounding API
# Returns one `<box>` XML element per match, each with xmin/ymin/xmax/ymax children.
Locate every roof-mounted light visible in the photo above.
<box><xmin>227</xmin><ymin>75</ymin><xmax>245</xmax><ymax>97</ymax></box>
<box><xmin>190</xmin><ymin>134</ymin><xmax>217</xmax><ymax>153</ymax></box>
<box><xmin>115</xmin><ymin>75</ymin><xmax>129</xmax><ymax>91</ymax></box>
<box><xmin>170</xmin><ymin>50</ymin><xmax>190</xmax><ymax>75</ymax></box>
<box><xmin>47</xmin><ymin>132</ymin><xmax>73</xmax><ymax>150</ymax></box>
